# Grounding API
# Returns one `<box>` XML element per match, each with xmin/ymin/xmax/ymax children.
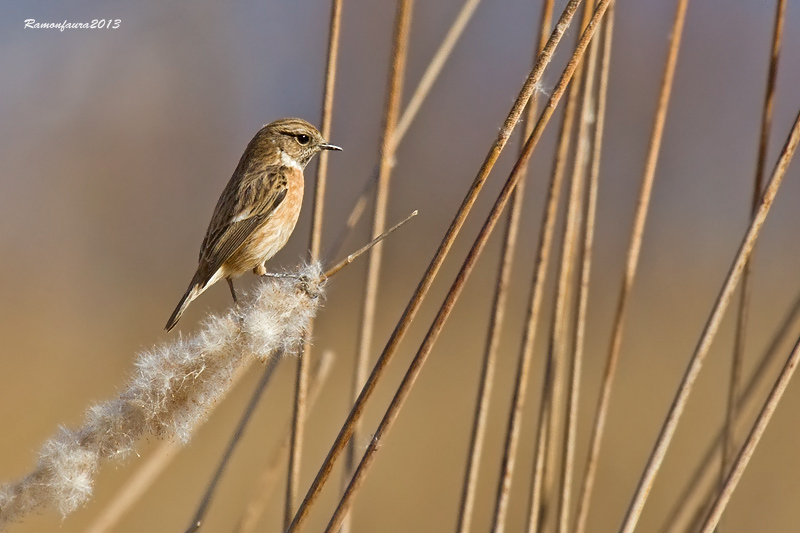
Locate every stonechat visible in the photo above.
<box><xmin>165</xmin><ymin>118</ymin><xmax>341</xmax><ymax>331</ymax></box>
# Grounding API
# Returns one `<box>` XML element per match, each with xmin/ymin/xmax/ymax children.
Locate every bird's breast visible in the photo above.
<box><xmin>225</xmin><ymin>167</ymin><xmax>305</xmax><ymax>276</ymax></box>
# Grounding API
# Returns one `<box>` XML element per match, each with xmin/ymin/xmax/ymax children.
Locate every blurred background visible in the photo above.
<box><xmin>1</xmin><ymin>0</ymin><xmax>800</xmax><ymax>531</ymax></box>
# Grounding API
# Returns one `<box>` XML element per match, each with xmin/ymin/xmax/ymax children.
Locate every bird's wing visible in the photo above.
<box><xmin>197</xmin><ymin>166</ymin><xmax>288</xmax><ymax>285</ymax></box>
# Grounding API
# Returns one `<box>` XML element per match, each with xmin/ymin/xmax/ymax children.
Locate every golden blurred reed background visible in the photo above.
<box><xmin>1</xmin><ymin>0</ymin><xmax>800</xmax><ymax>532</ymax></box>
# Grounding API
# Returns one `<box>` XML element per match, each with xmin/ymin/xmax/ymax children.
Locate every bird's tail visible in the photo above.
<box><xmin>165</xmin><ymin>273</ymin><xmax>206</xmax><ymax>332</ymax></box>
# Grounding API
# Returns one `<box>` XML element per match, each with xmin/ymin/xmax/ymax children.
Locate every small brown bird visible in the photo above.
<box><xmin>165</xmin><ymin>118</ymin><xmax>341</xmax><ymax>331</ymax></box>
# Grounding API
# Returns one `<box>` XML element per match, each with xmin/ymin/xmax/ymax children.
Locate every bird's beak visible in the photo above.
<box><xmin>320</xmin><ymin>142</ymin><xmax>343</xmax><ymax>151</ymax></box>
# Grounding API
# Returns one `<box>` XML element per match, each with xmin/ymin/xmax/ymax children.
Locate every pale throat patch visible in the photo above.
<box><xmin>280</xmin><ymin>150</ymin><xmax>302</xmax><ymax>171</ymax></box>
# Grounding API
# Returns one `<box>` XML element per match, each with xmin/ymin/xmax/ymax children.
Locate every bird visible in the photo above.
<box><xmin>165</xmin><ymin>118</ymin><xmax>341</xmax><ymax>331</ymax></box>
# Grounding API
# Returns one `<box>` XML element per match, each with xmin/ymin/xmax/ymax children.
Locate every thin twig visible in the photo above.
<box><xmin>454</xmin><ymin>2</ymin><xmax>553</xmax><ymax>532</ymax></box>
<box><xmin>323</xmin><ymin>211</ymin><xmax>418</xmax><ymax>280</ymax></box>
<box><xmin>322</xmin><ymin>4</ymin><xmax>612</xmax><ymax>532</ymax></box>
<box><xmin>659</xmin><ymin>288</ymin><xmax>800</xmax><ymax>533</ymax></box>
<box><xmin>722</xmin><ymin>0</ymin><xmax>785</xmax><ymax>499</ymax></box>
<box><xmin>556</xmin><ymin>6</ymin><xmax>604</xmax><ymax>531</ymax></box>
<box><xmin>701</xmin><ymin>332</ymin><xmax>800</xmax><ymax>532</ymax></box>
<box><xmin>185</xmin><ymin>356</ymin><xmax>282</xmax><ymax>533</ymax></box>
<box><xmin>285</xmin><ymin>0</ymin><xmax>343</xmax><ymax>525</ymax></box>
<box><xmin>326</xmin><ymin>0</ymin><xmax>482</xmax><ymax>261</ymax></box>
<box><xmin>619</xmin><ymin>109</ymin><xmax>800</xmax><ymax>533</ymax></box>
<box><xmin>85</xmin><ymin>360</ymin><xmax>255</xmax><ymax>533</ymax></box>
<box><xmin>341</xmin><ymin>2</ymin><xmax>413</xmax><ymax>531</ymax></box>
<box><xmin>235</xmin><ymin>352</ymin><xmax>336</xmax><ymax>533</ymax></box>
<box><xmin>286</xmin><ymin>2</ymin><xmax>586</xmax><ymax>529</ymax></box>
<box><xmin>573</xmin><ymin>0</ymin><xmax>689</xmax><ymax>529</ymax></box>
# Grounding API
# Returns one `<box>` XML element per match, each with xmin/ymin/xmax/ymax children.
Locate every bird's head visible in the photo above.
<box><xmin>259</xmin><ymin>117</ymin><xmax>342</xmax><ymax>169</ymax></box>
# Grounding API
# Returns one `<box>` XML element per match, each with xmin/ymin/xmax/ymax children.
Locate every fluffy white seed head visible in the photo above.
<box><xmin>0</xmin><ymin>264</ymin><xmax>324</xmax><ymax>528</ymax></box>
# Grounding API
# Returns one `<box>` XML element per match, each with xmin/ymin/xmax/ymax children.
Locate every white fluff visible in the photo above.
<box><xmin>0</xmin><ymin>263</ymin><xmax>324</xmax><ymax>528</ymax></box>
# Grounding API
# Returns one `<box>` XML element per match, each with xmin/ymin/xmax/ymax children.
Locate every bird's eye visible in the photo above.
<box><xmin>296</xmin><ymin>134</ymin><xmax>310</xmax><ymax>145</ymax></box>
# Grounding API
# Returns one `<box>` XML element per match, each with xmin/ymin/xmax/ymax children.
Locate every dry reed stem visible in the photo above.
<box><xmin>569</xmin><ymin>8</ymin><xmax>612</xmax><ymax>533</ymax></box>
<box><xmin>619</xmin><ymin>109</ymin><xmax>800</xmax><ymax>533</ymax></box>
<box><xmin>522</xmin><ymin>4</ymin><xmax>596</xmax><ymax>530</ymax></box>
<box><xmin>235</xmin><ymin>352</ymin><xmax>335</xmax><ymax>533</ymax></box>
<box><xmin>573</xmin><ymin>0</ymin><xmax>689</xmax><ymax>529</ymax></box>
<box><xmin>285</xmin><ymin>0</ymin><xmax>343</xmax><ymax>525</ymax></box>
<box><xmin>701</xmin><ymin>332</ymin><xmax>800</xmax><ymax>532</ymax></box>
<box><xmin>454</xmin><ymin>1</ymin><xmax>554</xmax><ymax>531</ymax></box>
<box><xmin>286</xmin><ymin>2</ymin><xmax>586</xmax><ymax>529</ymax></box>
<box><xmin>341</xmin><ymin>2</ymin><xmax>413</xmax><ymax>531</ymax></box>
<box><xmin>327</xmin><ymin>0</ymin><xmax>481</xmax><ymax>261</ymax></box>
<box><xmin>556</xmin><ymin>7</ymin><xmax>604</xmax><ymax>531</ymax></box>
<box><xmin>494</xmin><ymin>6</ymin><xmax>591</xmax><ymax>533</ymax></box>
<box><xmin>660</xmin><ymin>288</ymin><xmax>800</xmax><ymax>533</ymax></box>
<box><xmin>538</xmin><ymin>62</ymin><xmax>588</xmax><ymax>533</ymax></box>
<box><xmin>185</xmin><ymin>356</ymin><xmax>282</xmax><ymax>533</ymax></box>
<box><xmin>541</xmin><ymin>3</ymin><xmax>600</xmax><ymax>529</ymax></box>
<box><xmin>84</xmin><ymin>360</ymin><xmax>255</xmax><ymax>533</ymax></box>
<box><xmin>523</xmin><ymin>145</ymin><xmax>568</xmax><ymax>533</ymax></box>
<box><xmin>310</xmin><ymin>0</ymin><xmax>343</xmax><ymax>260</ymax></box>
<box><xmin>323</xmin><ymin>3</ymin><xmax>611</xmax><ymax>531</ymax></box>
<box><xmin>522</xmin><ymin>91</ymin><xmax>577</xmax><ymax>533</ymax></box>
<box><xmin>722</xmin><ymin>0</ymin><xmax>785</xmax><ymax>497</ymax></box>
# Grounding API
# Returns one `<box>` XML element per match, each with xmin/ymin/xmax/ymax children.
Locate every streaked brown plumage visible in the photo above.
<box><xmin>165</xmin><ymin>118</ymin><xmax>341</xmax><ymax>331</ymax></box>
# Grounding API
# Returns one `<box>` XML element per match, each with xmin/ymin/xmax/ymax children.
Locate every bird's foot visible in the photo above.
<box><xmin>262</xmin><ymin>272</ymin><xmax>319</xmax><ymax>299</ymax></box>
